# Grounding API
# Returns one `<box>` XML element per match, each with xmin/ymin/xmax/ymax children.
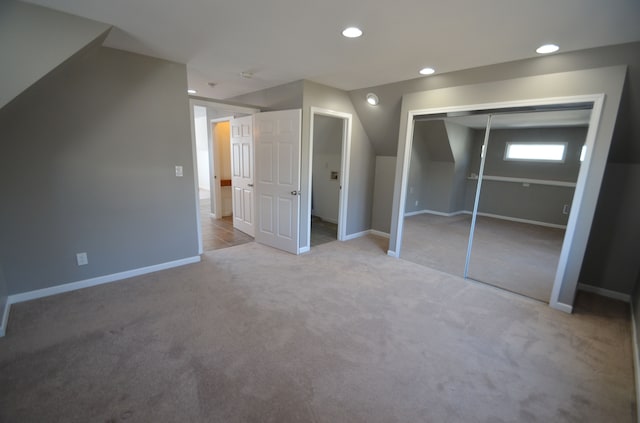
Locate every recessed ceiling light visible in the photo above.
<box><xmin>536</xmin><ymin>44</ymin><xmax>559</xmax><ymax>54</ymax></box>
<box><xmin>419</xmin><ymin>67</ymin><xmax>435</xmax><ymax>75</ymax></box>
<box><xmin>366</xmin><ymin>93</ymin><xmax>379</xmax><ymax>106</ymax></box>
<box><xmin>342</xmin><ymin>27</ymin><xmax>362</xmax><ymax>38</ymax></box>
<box><xmin>187</xmin><ymin>89</ymin><xmax>197</xmax><ymax>94</ymax></box>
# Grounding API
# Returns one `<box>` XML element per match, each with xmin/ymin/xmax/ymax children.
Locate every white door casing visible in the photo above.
<box><xmin>254</xmin><ymin>109</ymin><xmax>302</xmax><ymax>254</ymax></box>
<box><xmin>230</xmin><ymin>116</ymin><xmax>255</xmax><ymax>237</ymax></box>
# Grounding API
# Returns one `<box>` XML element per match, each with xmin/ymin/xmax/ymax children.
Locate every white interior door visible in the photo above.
<box><xmin>255</xmin><ymin>109</ymin><xmax>302</xmax><ymax>254</ymax></box>
<box><xmin>230</xmin><ymin>116</ymin><xmax>255</xmax><ymax>237</ymax></box>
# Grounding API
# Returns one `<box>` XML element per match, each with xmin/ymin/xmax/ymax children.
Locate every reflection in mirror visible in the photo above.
<box><xmin>466</xmin><ymin>108</ymin><xmax>591</xmax><ymax>301</ymax></box>
<box><xmin>400</xmin><ymin>115</ymin><xmax>488</xmax><ymax>277</ymax></box>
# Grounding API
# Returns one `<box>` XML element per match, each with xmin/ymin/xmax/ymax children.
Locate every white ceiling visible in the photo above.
<box><xmin>23</xmin><ymin>0</ymin><xmax>640</xmax><ymax>100</ymax></box>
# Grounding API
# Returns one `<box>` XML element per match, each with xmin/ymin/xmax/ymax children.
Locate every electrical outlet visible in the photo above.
<box><xmin>175</xmin><ymin>165</ymin><xmax>183</xmax><ymax>177</ymax></box>
<box><xmin>415</xmin><ymin>200</ymin><xmax>419</xmax><ymax>207</ymax></box>
<box><xmin>562</xmin><ymin>204</ymin><xmax>570</xmax><ymax>215</ymax></box>
<box><xmin>76</xmin><ymin>252</ymin><xmax>88</xmax><ymax>266</ymax></box>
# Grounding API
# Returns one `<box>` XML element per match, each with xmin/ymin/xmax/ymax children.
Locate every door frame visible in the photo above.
<box><xmin>389</xmin><ymin>94</ymin><xmax>605</xmax><ymax>312</ymax></box>
<box><xmin>302</xmin><ymin>107</ymin><xmax>353</xmax><ymax>252</ymax></box>
<box><xmin>188</xmin><ymin>98</ymin><xmax>259</xmax><ymax>254</ymax></box>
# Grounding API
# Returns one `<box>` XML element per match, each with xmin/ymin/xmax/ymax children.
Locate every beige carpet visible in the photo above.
<box><xmin>401</xmin><ymin>214</ymin><xmax>564</xmax><ymax>302</ymax></box>
<box><xmin>0</xmin><ymin>236</ymin><xmax>634</xmax><ymax>422</ymax></box>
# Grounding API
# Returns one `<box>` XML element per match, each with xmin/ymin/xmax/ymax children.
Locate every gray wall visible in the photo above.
<box><xmin>388</xmin><ymin>66</ymin><xmax>626</xmax><ymax>308</ymax></box>
<box><xmin>0</xmin><ymin>262</ymin><xmax>7</xmax><ymax>335</ymax></box>
<box><xmin>348</xmin><ymin>42</ymin><xmax>640</xmax><ymax>160</ymax></box>
<box><xmin>445</xmin><ymin>122</ymin><xmax>474</xmax><ymax>212</ymax></box>
<box><xmin>0</xmin><ymin>1</ymin><xmax>110</xmax><ymax>109</ymax></box>
<box><xmin>405</xmin><ymin>120</ymin><xmax>473</xmax><ymax>215</ymax></box>
<box><xmin>312</xmin><ymin>115</ymin><xmax>342</xmax><ymax>223</ymax></box>
<box><xmin>303</xmin><ymin>81</ymin><xmax>376</xmax><ymax>243</ymax></box>
<box><xmin>227</xmin><ymin>80</ymin><xmax>303</xmax><ymax>111</ymax></box>
<box><xmin>632</xmin><ymin>271</ymin><xmax>640</xmax><ymax>374</ymax></box>
<box><xmin>371</xmin><ymin>157</ymin><xmax>396</xmax><ymax>234</ymax></box>
<box><xmin>467</xmin><ymin>126</ymin><xmax>587</xmax><ymax>226</ymax></box>
<box><xmin>580</xmin><ymin>164</ymin><xmax>640</xmax><ymax>293</ymax></box>
<box><xmin>0</xmin><ymin>47</ymin><xmax>199</xmax><ymax>295</ymax></box>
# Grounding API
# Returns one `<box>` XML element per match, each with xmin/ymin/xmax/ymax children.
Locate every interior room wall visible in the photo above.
<box><xmin>444</xmin><ymin>122</ymin><xmax>474</xmax><ymax>212</ymax></box>
<box><xmin>227</xmin><ymin>80</ymin><xmax>303</xmax><ymax>111</ymax></box>
<box><xmin>303</xmin><ymin>80</ymin><xmax>376</xmax><ymax>244</ymax></box>
<box><xmin>312</xmin><ymin>115</ymin><xmax>342</xmax><ymax>223</ymax></box>
<box><xmin>579</xmin><ymin>164</ymin><xmax>640</xmax><ymax>293</ymax></box>
<box><xmin>0</xmin><ymin>46</ymin><xmax>199</xmax><ymax>295</ymax></box>
<box><xmin>194</xmin><ymin>106</ymin><xmax>210</xmax><ymax>191</ymax></box>
<box><xmin>0</xmin><ymin>262</ymin><xmax>7</xmax><ymax>336</ymax></box>
<box><xmin>0</xmin><ymin>0</ymin><xmax>110</xmax><ymax>109</ymax></box>
<box><xmin>371</xmin><ymin>157</ymin><xmax>396</xmax><ymax>234</ymax></box>
<box><xmin>465</xmin><ymin>126</ymin><xmax>587</xmax><ymax>226</ymax></box>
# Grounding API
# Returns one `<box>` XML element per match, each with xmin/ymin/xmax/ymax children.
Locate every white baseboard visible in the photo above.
<box><xmin>7</xmin><ymin>256</ymin><xmax>201</xmax><ymax>306</ymax></box>
<box><xmin>404</xmin><ymin>209</ymin><xmax>467</xmax><ymax>217</ymax></box>
<box><xmin>343</xmin><ymin>229</ymin><xmax>391</xmax><ymax>241</ymax></box>
<box><xmin>343</xmin><ymin>230</ymin><xmax>371</xmax><ymax>241</ymax></box>
<box><xmin>549</xmin><ymin>301</ymin><xmax>573</xmax><ymax>314</ymax></box>
<box><xmin>0</xmin><ymin>300</ymin><xmax>10</xmax><ymax>337</ymax></box>
<box><xmin>577</xmin><ymin>283</ymin><xmax>631</xmax><ymax>303</ymax></box>
<box><xmin>311</xmin><ymin>215</ymin><xmax>338</xmax><ymax>224</ymax></box>
<box><xmin>387</xmin><ymin>250</ymin><xmax>399</xmax><ymax>258</ymax></box>
<box><xmin>369</xmin><ymin>230</ymin><xmax>390</xmax><ymax>238</ymax></box>
<box><xmin>298</xmin><ymin>246</ymin><xmax>310</xmax><ymax>254</ymax></box>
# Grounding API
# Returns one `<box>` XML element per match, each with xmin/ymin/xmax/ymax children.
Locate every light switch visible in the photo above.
<box><xmin>76</xmin><ymin>252</ymin><xmax>88</xmax><ymax>266</ymax></box>
<box><xmin>175</xmin><ymin>166</ymin><xmax>183</xmax><ymax>177</ymax></box>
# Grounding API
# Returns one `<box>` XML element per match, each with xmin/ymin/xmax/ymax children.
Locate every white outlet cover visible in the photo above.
<box><xmin>175</xmin><ymin>166</ymin><xmax>183</xmax><ymax>177</ymax></box>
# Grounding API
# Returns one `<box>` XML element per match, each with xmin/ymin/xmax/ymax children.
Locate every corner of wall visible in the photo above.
<box><xmin>0</xmin><ymin>299</ymin><xmax>9</xmax><ymax>337</ymax></box>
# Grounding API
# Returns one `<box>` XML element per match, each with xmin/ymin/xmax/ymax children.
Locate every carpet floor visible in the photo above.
<box><xmin>0</xmin><ymin>236</ymin><xmax>634</xmax><ymax>422</ymax></box>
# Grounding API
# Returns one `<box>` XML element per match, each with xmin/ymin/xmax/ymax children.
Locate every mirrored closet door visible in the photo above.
<box><xmin>399</xmin><ymin>104</ymin><xmax>593</xmax><ymax>302</ymax></box>
<box><xmin>466</xmin><ymin>108</ymin><xmax>591</xmax><ymax>301</ymax></box>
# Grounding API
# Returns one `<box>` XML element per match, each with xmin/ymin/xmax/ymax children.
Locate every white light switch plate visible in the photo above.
<box><xmin>175</xmin><ymin>166</ymin><xmax>183</xmax><ymax>177</ymax></box>
<box><xmin>76</xmin><ymin>252</ymin><xmax>88</xmax><ymax>266</ymax></box>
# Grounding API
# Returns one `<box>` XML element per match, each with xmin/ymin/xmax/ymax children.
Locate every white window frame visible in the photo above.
<box><xmin>504</xmin><ymin>142</ymin><xmax>568</xmax><ymax>163</ymax></box>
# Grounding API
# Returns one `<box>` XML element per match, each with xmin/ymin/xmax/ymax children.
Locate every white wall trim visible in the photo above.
<box><xmin>404</xmin><ymin>209</ymin><xmax>467</xmax><ymax>217</ymax></box>
<box><xmin>390</xmin><ymin>92</ymin><xmax>609</xmax><ymax>313</ymax></box>
<box><xmin>343</xmin><ymin>230</ymin><xmax>370</xmax><ymax>241</ymax></box>
<box><xmin>549</xmin><ymin>301</ymin><xmax>573</xmax><ymax>314</ymax></box>
<box><xmin>387</xmin><ymin>250</ymin><xmax>399</xmax><ymax>257</ymax></box>
<box><xmin>369</xmin><ymin>230</ymin><xmax>390</xmax><ymax>238</ymax></box>
<box><xmin>630</xmin><ymin>300</ymin><xmax>640</xmax><ymax>423</ymax></box>
<box><xmin>0</xmin><ymin>300</ymin><xmax>10</xmax><ymax>337</ymax></box>
<box><xmin>481</xmin><ymin>175</ymin><xmax>577</xmax><ymax>188</ymax></box>
<box><xmin>298</xmin><ymin>246</ymin><xmax>310</xmax><ymax>254</ymax></box>
<box><xmin>577</xmin><ymin>283</ymin><xmax>631</xmax><ymax>303</ymax></box>
<box><xmin>306</xmin><ymin>107</ymin><xmax>353</xmax><ymax>250</ymax></box>
<box><xmin>7</xmin><ymin>256</ymin><xmax>201</xmax><ymax>305</ymax></box>
<box><xmin>475</xmin><ymin>212</ymin><xmax>567</xmax><ymax>229</ymax></box>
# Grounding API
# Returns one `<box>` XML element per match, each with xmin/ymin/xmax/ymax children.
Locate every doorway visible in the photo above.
<box><xmin>188</xmin><ymin>99</ymin><xmax>259</xmax><ymax>254</ymax></box>
<box><xmin>310</xmin><ymin>114</ymin><xmax>342</xmax><ymax>246</ymax></box>
<box><xmin>304</xmin><ymin>107</ymin><xmax>352</xmax><ymax>251</ymax></box>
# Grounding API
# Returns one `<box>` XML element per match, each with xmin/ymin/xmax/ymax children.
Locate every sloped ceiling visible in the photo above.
<box><xmin>0</xmin><ymin>1</ymin><xmax>110</xmax><ymax>109</ymax></box>
<box><xmin>21</xmin><ymin>0</ymin><xmax>640</xmax><ymax>100</ymax></box>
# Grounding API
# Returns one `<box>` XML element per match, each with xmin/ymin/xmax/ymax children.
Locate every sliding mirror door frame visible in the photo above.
<box><xmin>390</xmin><ymin>94</ymin><xmax>605</xmax><ymax>312</ymax></box>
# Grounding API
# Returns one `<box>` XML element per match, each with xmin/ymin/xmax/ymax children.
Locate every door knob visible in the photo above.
<box><xmin>248</xmin><ymin>183</ymin><xmax>254</xmax><ymax>187</ymax></box>
<box><xmin>290</xmin><ymin>190</ymin><xmax>301</xmax><ymax>196</ymax></box>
